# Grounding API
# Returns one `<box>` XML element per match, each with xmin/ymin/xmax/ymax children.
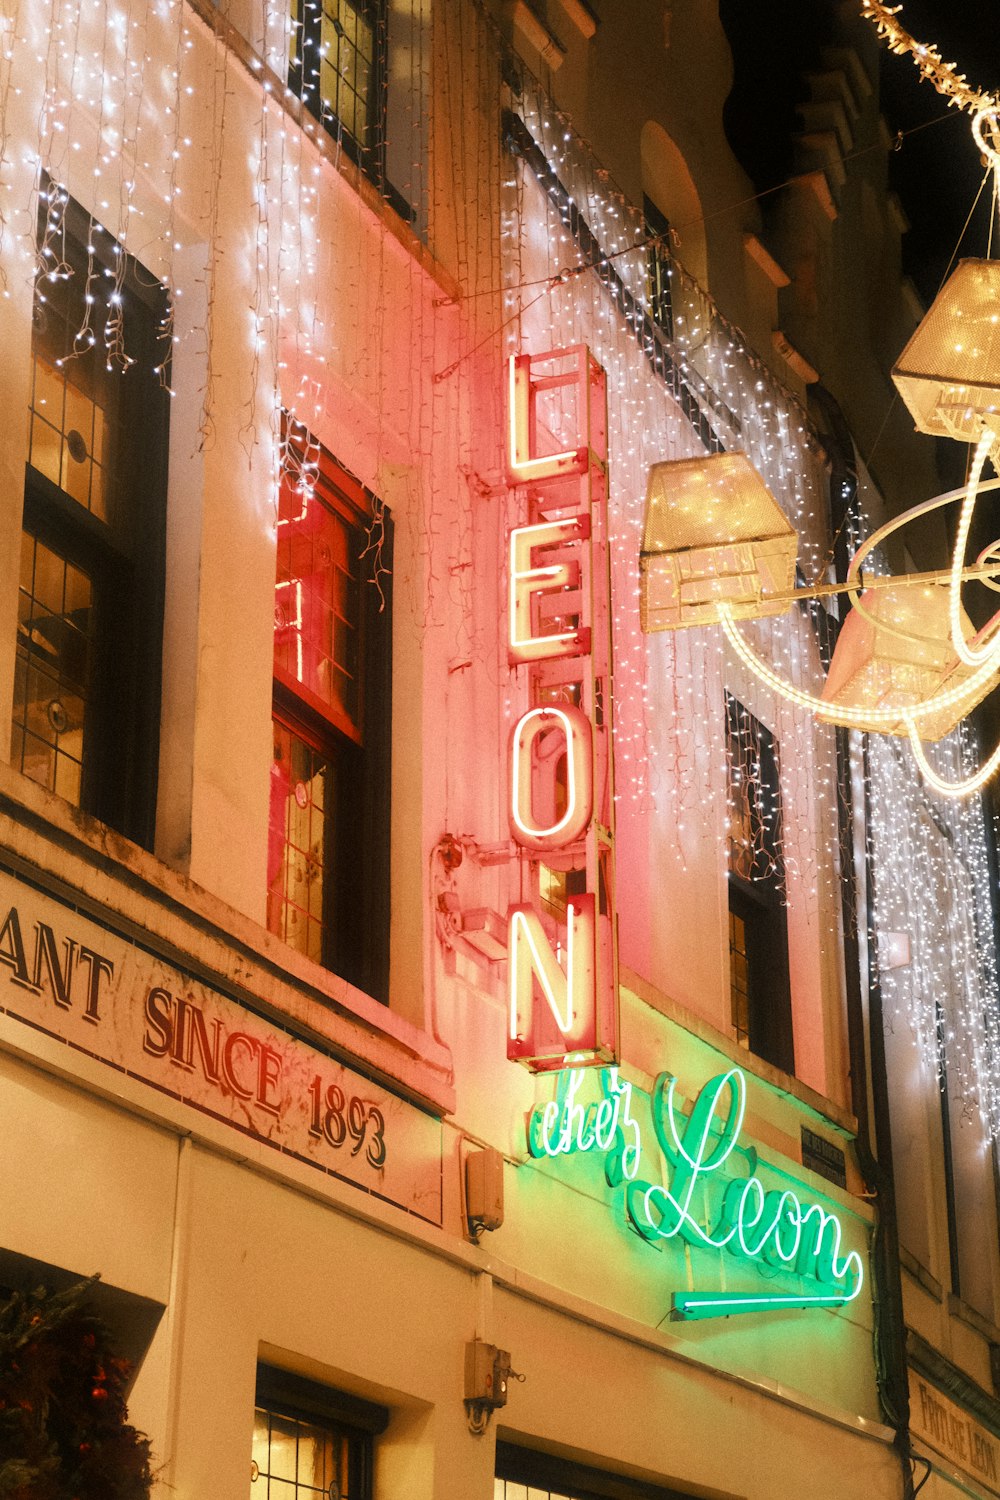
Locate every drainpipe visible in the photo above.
<box><xmin>812</xmin><ymin>382</ymin><xmax>915</xmax><ymax>1500</ymax></box>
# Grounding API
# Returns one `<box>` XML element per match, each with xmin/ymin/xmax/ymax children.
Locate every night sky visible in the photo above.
<box><xmin>720</xmin><ymin>0</ymin><xmax>1000</xmax><ymax>303</ymax></box>
<box><xmin>878</xmin><ymin>0</ymin><xmax>1000</xmax><ymax>302</ymax></box>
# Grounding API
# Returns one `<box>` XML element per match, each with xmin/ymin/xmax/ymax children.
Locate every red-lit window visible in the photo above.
<box><xmin>267</xmin><ymin>420</ymin><xmax>392</xmax><ymax>1000</ymax></box>
<box><xmin>273</xmin><ymin>457</ymin><xmax>362</xmax><ymax>741</ymax></box>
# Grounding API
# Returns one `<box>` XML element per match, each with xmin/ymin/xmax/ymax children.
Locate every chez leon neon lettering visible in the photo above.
<box><xmin>528</xmin><ymin>1064</ymin><xmax>864</xmax><ymax>1314</ymax></box>
<box><xmin>508</xmin><ymin>518</ymin><xmax>591</xmax><ymax>665</ymax></box>
<box><xmin>508</xmin><ymin>897</ymin><xmax>595</xmax><ymax>1045</ymax></box>
<box><xmin>507</xmin><ymin>355</ymin><xmax>583</xmax><ymax>483</ymax></box>
<box><xmin>528</xmin><ymin>1066</ymin><xmax>641</xmax><ymax>1184</ymax></box>
<box><xmin>630</xmin><ymin>1069</ymin><xmax>863</xmax><ymax>1300</ymax></box>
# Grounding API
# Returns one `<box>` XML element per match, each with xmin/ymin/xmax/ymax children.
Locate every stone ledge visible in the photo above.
<box><xmin>0</xmin><ymin>763</ymin><xmax>455</xmax><ymax>1117</ymax></box>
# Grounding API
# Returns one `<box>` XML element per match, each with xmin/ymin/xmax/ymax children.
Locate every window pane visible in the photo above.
<box><xmin>11</xmin><ymin>533</ymin><xmax>92</xmax><ymax>805</ymax></box>
<box><xmin>729</xmin><ymin>910</ymin><xmax>751</xmax><ymax>1048</ymax></box>
<box><xmin>268</xmin><ymin>720</ymin><xmax>333</xmax><ymax>966</ymax></box>
<box><xmin>274</xmin><ymin>472</ymin><xmax>361</xmax><ymax>733</ymax></box>
<box><xmin>725</xmin><ymin>693</ymin><xmax>784</xmax><ymax>889</ymax></box>
<box><xmin>16</xmin><ymin>183</ymin><xmax>170</xmax><ymax>849</ymax></box>
<box><xmin>251</xmin><ymin>1407</ymin><xmax>270</xmax><ymax>1476</ymax></box>
<box><xmin>251</xmin><ymin>1397</ymin><xmax>367</xmax><ymax>1500</ymax></box>
<box><xmin>267</xmin><ymin>1415</ymin><xmax>299</xmax><ymax>1481</ymax></box>
<box><xmin>305</xmin><ymin>0</ymin><xmax>377</xmax><ymax>155</ymax></box>
<box><xmin>28</xmin><ymin>346</ymin><xmax>114</xmax><ymax>525</ymax></box>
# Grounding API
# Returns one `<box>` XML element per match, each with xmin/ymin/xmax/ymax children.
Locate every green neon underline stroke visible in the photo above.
<box><xmin>673</xmin><ymin>1288</ymin><xmax>858</xmax><ymax>1320</ymax></box>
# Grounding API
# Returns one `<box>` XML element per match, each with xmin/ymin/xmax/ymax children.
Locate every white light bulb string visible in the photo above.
<box><xmin>860</xmin><ymin>2</ymin><xmax>999</xmax><ymax>119</ymax></box>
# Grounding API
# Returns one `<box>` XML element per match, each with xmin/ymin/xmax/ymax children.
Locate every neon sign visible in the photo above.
<box><xmin>509</xmin><ymin>706</ymin><xmax>593</xmax><ymax>851</ymax></box>
<box><xmin>508</xmin><ymin>519</ymin><xmax>592</xmax><ymax>663</ymax></box>
<box><xmin>504</xmin><ymin>348</ymin><xmax>618</xmax><ymax>1073</ymax></box>
<box><xmin>528</xmin><ymin>1064</ymin><xmax>865</xmax><ymax>1319</ymax></box>
<box><xmin>507</xmin><ymin>354</ymin><xmax>586</xmax><ymax>482</ymax></box>
<box><xmin>527</xmin><ymin>1064</ymin><xmax>642</xmax><ymax>1184</ymax></box>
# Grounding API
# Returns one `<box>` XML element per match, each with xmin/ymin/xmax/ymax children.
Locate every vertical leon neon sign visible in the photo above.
<box><xmin>504</xmin><ymin>348</ymin><xmax>619</xmax><ymax>1072</ymax></box>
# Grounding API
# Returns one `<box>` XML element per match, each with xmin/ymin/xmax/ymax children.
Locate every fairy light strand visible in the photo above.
<box><xmin>859</xmin><ymin>1</ymin><xmax>1000</xmax><ymax>116</ymax></box>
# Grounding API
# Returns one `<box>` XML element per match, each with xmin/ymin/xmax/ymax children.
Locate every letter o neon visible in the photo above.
<box><xmin>509</xmin><ymin>705</ymin><xmax>593</xmax><ymax>851</ymax></box>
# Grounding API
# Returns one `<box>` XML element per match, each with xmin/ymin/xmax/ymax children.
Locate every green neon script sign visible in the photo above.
<box><xmin>527</xmin><ymin>1065</ymin><xmax>865</xmax><ymax>1320</ymax></box>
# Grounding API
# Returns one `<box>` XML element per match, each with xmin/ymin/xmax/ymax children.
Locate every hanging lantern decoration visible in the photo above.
<box><xmin>892</xmin><ymin>259</ymin><xmax>1000</xmax><ymax>446</ymax></box>
<box><xmin>640</xmin><ymin>452</ymin><xmax>797</xmax><ymax>631</ymax></box>
<box><xmin>820</xmin><ymin>582</ymin><xmax>993</xmax><ymax>741</ymax></box>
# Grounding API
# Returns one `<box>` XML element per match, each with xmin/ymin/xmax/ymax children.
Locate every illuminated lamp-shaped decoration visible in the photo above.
<box><xmin>892</xmin><ymin>259</ymin><xmax>1000</xmax><ymax>446</ymax></box>
<box><xmin>640</xmin><ymin>452</ymin><xmax>797</xmax><ymax>631</ymax></box>
<box><xmin>820</xmin><ymin>582</ymin><xmax>991</xmax><ymax>741</ymax></box>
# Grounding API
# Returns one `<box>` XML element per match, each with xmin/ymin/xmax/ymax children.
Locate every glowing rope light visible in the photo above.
<box><xmin>905</xmin><ymin>716</ymin><xmax>1000</xmax><ymax>797</ymax></box>
<box><xmin>719</xmin><ymin>604</ymin><xmax>999</xmax><ymax>732</ymax></box>
<box><xmin>949</xmin><ymin>429</ymin><xmax>1000</xmax><ymax>668</ymax></box>
<box><xmin>859</xmin><ymin>2</ymin><xmax>999</xmax><ymax>117</ymax></box>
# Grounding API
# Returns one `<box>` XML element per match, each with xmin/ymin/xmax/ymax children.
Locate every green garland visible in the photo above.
<box><xmin>0</xmin><ymin>1278</ymin><xmax>153</xmax><ymax>1500</ymax></box>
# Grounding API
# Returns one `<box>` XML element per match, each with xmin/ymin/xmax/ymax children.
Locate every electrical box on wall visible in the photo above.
<box><xmin>464</xmin><ymin>1339</ymin><xmax>511</xmax><ymax>1408</ymax></box>
<box><xmin>465</xmin><ymin>1146</ymin><xmax>504</xmax><ymax>1234</ymax></box>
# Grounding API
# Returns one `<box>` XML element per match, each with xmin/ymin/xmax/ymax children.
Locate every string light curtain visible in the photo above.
<box><xmin>500</xmin><ymin>64</ymin><xmax>839</xmax><ymax>924</ymax></box>
<box><xmin>866</xmin><ymin>726</ymin><xmax>1000</xmax><ymax>1135</ymax></box>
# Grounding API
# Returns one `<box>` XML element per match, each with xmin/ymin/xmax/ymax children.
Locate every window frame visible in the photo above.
<box><xmin>253</xmin><ymin>1364</ymin><xmax>388</xmax><ymax>1500</ymax></box>
<box><xmin>14</xmin><ymin>186</ymin><xmax>170</xmax><ymax>849</ymax></box>
<box><xmin>287</xmin><ymin>0</ymin><xmax>414</xmax><ymax>221</ymax></box>
<box><xmin>724</xmin><ymin>693</ymin><xmax>794</xmax><ymax>1075</ymax></box>
<box><xmin>496</xmin><ymin>1440</ymin><xmax>693</xmax><ymax>1500</ymax></box>
<box><xmin>643</xmin><ymin>193</ymin><xmax>674</xmax><ymax>342</ymax></box>
<box><xmin>269</xmin><ymin>426</ymin><xmax>392</xmax><ymax>1002</ymax></box>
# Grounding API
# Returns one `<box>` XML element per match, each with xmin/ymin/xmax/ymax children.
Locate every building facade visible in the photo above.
<box><xmin>1</xmin><ymin>1</ymin><xmax>999</xmax><ymax>1498</ymax></box>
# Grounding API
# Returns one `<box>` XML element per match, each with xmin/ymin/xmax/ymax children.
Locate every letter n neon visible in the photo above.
<box><xmin>507</xmin><ymin>897</ymin><xmax>598</xmax><ymax>1069</ymax></box>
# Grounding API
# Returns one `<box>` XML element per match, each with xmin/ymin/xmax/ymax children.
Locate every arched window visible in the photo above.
<box><xmin>640</xmin><ymin>121</ymin><xmax>709</xmax><ymax>289</ymax></box>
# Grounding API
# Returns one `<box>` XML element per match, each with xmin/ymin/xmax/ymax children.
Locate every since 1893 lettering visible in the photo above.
<box><xmin>0</xmin><ymin>872</ymin><xmax>439</xmax><ymax>1221</ymax></box>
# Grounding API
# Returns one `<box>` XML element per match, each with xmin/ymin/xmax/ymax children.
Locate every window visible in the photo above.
<box><xmin>12</xmin><ymin>182</ymin><xmax>169</xmax><ymax>848</ymax></box>
<box><xmin>290</xmin><ymin>0</ymin><xmax>382</xmax><ymax>165</ymax></box>
<box><xmin>268</xmin><ymin>420</ymin><xmax>392</xmax><ymax>1000</ymax></box>
<box><xmin>496</xmin><ymin>1441</ymin><xmax>691</xmax><ymax>1499</ymax></box>
<box><xmin>251</xmin><ymin>1366</ymin><xmax>387</xmax><ymax>1500</ymax></box>
<box><xmin>643</xmin><ymin>194</ymin><xmax>674</xmax><ymax>341</ymax></box>
<box><xmin>725</xmin><ymin>694</ymin><xmax>794</xmax><ymax>1073</ymax></box>
<box><xmin>289</xmin><ymin>0</ymin><xmax>411</xmax><ymax>213</ymax></box>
